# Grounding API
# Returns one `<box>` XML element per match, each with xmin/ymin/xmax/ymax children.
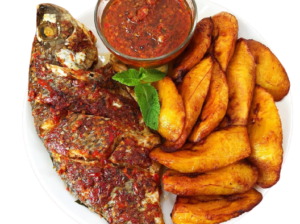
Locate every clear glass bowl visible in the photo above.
<box><xmin>94</xmin><ymin>0</ymin><xmax>198</xmax><ymax>68</ymax></box>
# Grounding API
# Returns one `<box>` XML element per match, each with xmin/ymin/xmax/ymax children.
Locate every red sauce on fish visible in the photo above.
<box><xmin>102</xmin><ymin>0</ymin><xmax>192</xmax><ymax>58</ymax></box>
<box><xmin>30</xmin><ymin>58</ymin><xmax>142</xmax><ymax>130</ymax></box>
<box><xmin>58</xmin><ymin>157</ymin><xmax>161</xmax><ymax>223</ymax></box>
<box><xmin>44</xmin><ymin>115</ymin><xmax>124</xmax><ymax>160</ymax></box>
<box><xmin>37</xmin><ymin>79</ymin><xmax>54</xmax><ymax>94</ymax></box>
<box><xmin>110</xmin><ymin>139</ymin><xmax>153</xmax><ymax>169</ymax></box>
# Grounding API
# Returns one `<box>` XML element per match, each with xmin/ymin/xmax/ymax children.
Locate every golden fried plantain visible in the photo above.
<box><xmin>247</xmin><ymin>86</ymin><xmax>283</xmax><ymax>188</ymax></box>
<box><xmin>153</xmin><ymin>77</ymin><xmax>185</xmax><ymax>142</ymax></box>
<box><xmin>247</xmin><ymin>40</ymin><xmax>290</xmax><ymax>101</ymax></box>
<box><xmin>189</xmin><ymin>59</ymin><xmax>228</xmax><ymax>142</ymax></box>
<box><xmin>211</xmin><ymin>12</ymin><xmax>238</xmax><ymax>72</ymax></box>
<box><xmin>172</xmin><ymin>188</ymin><xmax>263</xmax><ymax>224</ymax></box>
<box><xmin>150</xmin><ymin>126</ymin><xmax>251</xmax><ymax>173</ymax></box>
<box><xmin>163</xmin><ymin>160</ymin><xmax>258</xmax><ymax>196</ymax></box>
<box><xmin>220</xmin><ymin>38</ymin><xmax>256</xmax><ymax>127</ymax></box>
<box><xmin>169</xmin><ymin>17</ymin><xmax>214</xmax><ymax>83</ymax></box>
<box><xmin>161</xmin><ymin>56</ymin><xmax>213</xmax><ymax>151</ymax></box>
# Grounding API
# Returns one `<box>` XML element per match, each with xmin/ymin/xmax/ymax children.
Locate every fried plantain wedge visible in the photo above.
<box><xmin>211</xmin><ymin>12</ymin><xmax>238</xmax><ymax>72</ymax></box>
<box><xmin>247</xmin><ymin>40</ymin><xmax>290</xmax><ymax>101</ymax></box>
<box><xmin>169</xmin><ymin>17</ymin><xmax>213</xmax><ymax>83</ymax></box>
<box><xmin>247</xmin><ymin>86</ymin><xmax>283</xmax><ymax>188</ymax></box>
<box><xmin>189</xmin><ymin>59</ymin><xmax>228</xmax><ymax>142</ymax></box>
<box><xmin>153</xmin><ymin>77</ymin><xmax>185</xmax><ymax>142</ymax></box>
<box><xmin>220</xmin><ymin>38</ymin><xmax>256</xmax><ymax>127</ymax></box>
<box><xmin>161</xmin><ymin>56</ymin><xmax>213</xmax><ymax>151</ymax></box>
<box><xmin>150</xmin><ymin>126</ymin><xmax>251</xmax><ymax>173</ymax></box>
<box><xmin>163</xmin><ymin>160</ymin><xmax>258</xmax><ymax>196</ymax></box>
<box><xmin>172</xmin><ymin>188</ymin><xmax>263</xmax><ymax>224</ymax></box>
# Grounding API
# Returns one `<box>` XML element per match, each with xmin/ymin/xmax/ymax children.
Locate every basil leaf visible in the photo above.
<box><xmin>139</xmin><ymin>67</ymin><xmax>146</xmax><ymax>75</ymax></box>
<box><xmin>139</xmin><ymin>67</ymin><xmax>147</xmax><ymax>80</ymax></box>
<box><xmin>134</xmin><ymin>83</ymin><xmax>160</xmax><ymax>130</ymax></box>
<box><xmin>112</xmin><ymin>67</ymin><xmax>163</xmax><ymax>130</ymax></box>
<box><xmin>112</xmin><ymin>69</ymin><xmax>141</xmax><ymax>86</ymax></box>
<box><xmin>141</xmin><ymin>69</ymin><xmax>166</xmax><ymax>82</ymax></box>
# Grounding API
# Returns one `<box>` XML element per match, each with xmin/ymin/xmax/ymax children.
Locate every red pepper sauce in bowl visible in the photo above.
<box><xmin>102</xmin><ymin>0</ymin><xmax>192</xmax><ymax>58</ymax></box>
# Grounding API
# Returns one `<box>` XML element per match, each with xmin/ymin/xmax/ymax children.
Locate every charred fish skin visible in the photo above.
<box><xmin>29</xmin><ymin>4</ymin><xmax>164</xmax><ymax>224</ymax></box>
<box><xmin>44</xmin><ymin>113</ymin><xmax>160</xmax><ymax>167</ymax></box>
<box><xmin>31</xmin><ymin>103</ymin><xmax>67</xmax><ymax>139</ymax></box>
<box><xmin>30</xmin><ymin>60</ymin><xmax>143</xmax><ymax>128</ymax></box>
<box><xmin>53</xmin><ymin>153</ymin><xmax>163</xmax><ymax>224</ymax></box>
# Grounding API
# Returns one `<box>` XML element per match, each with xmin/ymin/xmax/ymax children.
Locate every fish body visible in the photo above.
<box><xmin>53</xmin><ymin>153</ymin><xmax>162</xmax><ymax>224</ymax></box>
<box><xmin>29</xmin><ymin>4</ymin><xmax>164</xmax><ymax>224</ymax></box>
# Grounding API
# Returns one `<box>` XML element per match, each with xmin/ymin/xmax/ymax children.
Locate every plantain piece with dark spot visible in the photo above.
<box><xmin>163</xmin><ymin>161</ymin><xmax>258</xmax><ymax>196</ymax></box>
<box><xmin>219</xmin><ymin>38</ymin><xmax>256</xmax><ymax>128</ymax></box>
<box><xmin>247</xmin><ymin>85</ymin><xmax>283</xmax><ymax>188</ymax></box>
<box><xmin>169</xmin><ymin>17</ymin><xmax>213</xmax><ymax>83</ymax></box>
<box><xmin>172</xmin><ymin>188</ymin><xmax>263</xmax><ymax>224</ymax></box>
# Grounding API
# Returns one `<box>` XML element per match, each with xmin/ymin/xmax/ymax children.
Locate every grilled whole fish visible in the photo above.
<box><xmin>29</xmin><ymin>4</ymin><xmax>164</xmax><ymax>224</ymax></box>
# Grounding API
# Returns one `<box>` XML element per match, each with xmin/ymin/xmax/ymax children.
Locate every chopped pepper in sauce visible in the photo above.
<box><xmin>102</xmin><ymin>0</ymin><xmax>192</xmax><ymax>58</ymax></box>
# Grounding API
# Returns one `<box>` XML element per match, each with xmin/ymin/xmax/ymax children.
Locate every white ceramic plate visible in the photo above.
<box><xmin>23</xmin><ymin>0</ymin><xmax>293</xmax><ymax>223</ymax></box>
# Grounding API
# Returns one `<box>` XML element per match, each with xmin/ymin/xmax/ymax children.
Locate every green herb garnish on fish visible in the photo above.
<box><xmin>112</xmin><ymin>68</ymin><xmax>166</xmax><ymax>130</ymax></box>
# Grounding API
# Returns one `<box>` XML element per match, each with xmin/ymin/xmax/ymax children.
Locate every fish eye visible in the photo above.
<box><xmin>44</xmin><ymin>27</ymin><xmax>54</xmax><ymax>37</ymax></box>
<box><xmin>38</xmin><ymin>23</ymin><xmax>58</xmax><ymax>41</ymax></box>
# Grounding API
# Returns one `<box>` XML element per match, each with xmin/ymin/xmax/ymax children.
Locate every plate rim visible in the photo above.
<box><xmin>23</xmin><ymin>1</ymin><xmax>294</xmax><ymax>223</ymax></box>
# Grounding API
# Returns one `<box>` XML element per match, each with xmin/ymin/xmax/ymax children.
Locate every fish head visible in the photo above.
<box><xmin>36</xmin><ymin>4</ymin><xmax>98</xmax><ymax>70</ymax></box>
<box><xmin>36</xmin><ymin>4</ymin><xmax>71</xmax><ymax>43</ymax></box>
